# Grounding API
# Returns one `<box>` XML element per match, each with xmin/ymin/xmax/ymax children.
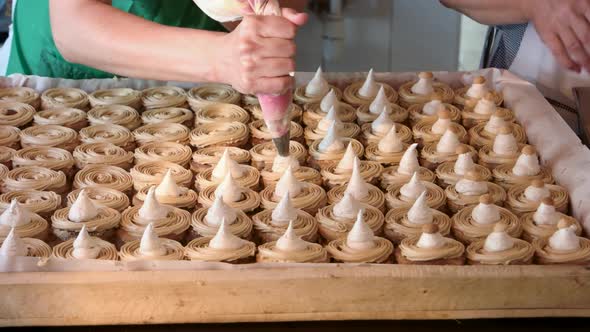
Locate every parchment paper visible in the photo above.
<box><xmin>1</xmin><ymin>69</ymin><xmax>588</xmax><ymax>272</ymax></box>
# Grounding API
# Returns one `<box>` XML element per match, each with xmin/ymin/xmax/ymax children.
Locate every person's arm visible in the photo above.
<box><xmin>223</xmin><ymin>1</ymin><xmax>308</xmax><ymax>32</ymax></box>
<box><xmin>440</xmin><ymin>0</ymin><xmax>590</xmax><ymax>72</ymax></box>
<box><xmin>49</xmin><ymin>0</ymin><xmax>307</xmax><ymax>94</ymax></box>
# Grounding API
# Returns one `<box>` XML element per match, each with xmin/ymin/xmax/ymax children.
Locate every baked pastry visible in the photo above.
<box><xmin>134</xmin><ymin>123</ymin><xmax>191</xmax><ymax>146</ymax></box>
<box><xmin>73</xmin><ymin>165</ymin><xmax>133</xmax><ymax>196</ymax></box>
<box><xmin>119</xmin><ymin>223</ymin><xmax>184</xmax><ymax>261</ymax></box>
<box><xmin>0</xmin><ymin>102</ymin><xmax>35</xmax><ymax>128</ymax></box>
<box><xmin>303</xmin><ymin>106</ymin><xmax>360</xmax><ymax>145</ymax></box>
<box><xmin>251</xmin><ymin>119</ymin><xmax>304</xmax><ymax>146</ymax></box>
<box><xmin>507</xmin><ymin>180</ymin><xmax>569</xmax><ymax>216</ymax></box>
<box><xmin>89</xmin><ymin>88</ymin><xmax>142</xmax><ymax>109</ymax></box>
<box><xmin>2</xmin><ymin>166</ymin><xmax>68</xmax><ymax>195</ymax></box>
<box><xmin>130</xmin><ymin>160</ymin><xmax>192</xmax><ymax>192</ymax></box>
<box><xmin>133</xmin><ymin>169</ymin><xmax>198</xmax><ymax>210</ymax></box>
<box><xmin>454</xmin><ymin>76</ymin><xmax>503</xmax><ymax>107</ymax></box>
<box><xmin>141</xmin><ymin>107</ymin><xmax>194</xmax><ymax>127</ymax></box>
<box><xmin>521</xmin><ymin>197</ymin><xmax>581</xmax><ymax>242</ymax></box>
<box><xmin>20</xmin><ymin>124</ymin><xmax>79</xmax><ymax>152</ymax></box>
<box><xmin>0</xmin><ymin>146</ymin><xmax>14</xmax><ymax>169</ymax></box>
<box><xmin>185</xmin><ymin>218</ymin><xmax>256</xmax><ymax>263</ymax></box>
<box><xmin>79</xmin><ymin>124</ymin><xmax>136</xmax><ymax>152</ymax></box>
<box><xmin>492</xmin><ymin>146</ymin><xmax>554</xmax><ymax>189</ymax></box>
<box><xmin>252</xmin><ymin>192</ymin><xmax>319</xmax><ymax>243</ymax></box>
<box><xmin>12</xmin><ymin>146</ymin><xmax>75</xmax><ymax>177</ymax></box>
<box><xmin>134</xmin><ymin>142</ymin><xmax>192</xmax><ymax>168</ymax></box>
<box><xmin>260</xmin><ymin>154</ymin><xmax>322</xmax><ymax>187</ymax></box>
<box><xmin>0</xmin><ymin>190</ymin><xmax>61</xmax><ymax>219</ymax></box>
<box><xmin>445</xmin><ymin>171</ymin><xmax>506</xmax><ymax>213</ymax></box>
<box><xmin>420</xmin><ymin>128</ymin><xmax>476</xmax><ymax>170</ymax></box>
<box><xmin>398</xmin><ymin>72</ymin><xmax>454</xmax><ymax>108</ymax></box>
<box><xmin>198</xmin><ymin>170</ymin><xmax>261</xmax><ymax>214</ymax></box>
<box><xmin>364</xmin><ymin>124</ymin><xmax>409</xmax><ymax>166</ymax></box>
<box><xmin>407</xmin><ymin>94</ymin><xmax>461</xmax><ymax>126</ymax></box>
<box><xmin>0</xmin><ymin>87</ymin><xmax>40</xmax><ymax>109</ymax></box>
<box><xmin>194</xmin><ymin>148</ymin><xmax>260</xmax><ymax>191</ymax></box>
<box><xmin>451</xmin><ymin>194</ymin><xmax>521</xmax><ymax>244</ymax></box>
<box><xmin>385</xmin><ymin>172</ymin><xmax>446</xmax><ymax>211</ymax></box>
<box><xmin>466</xmin><ymin>223</ymin><xmax>534</xmax><ymax>265</ymax></box>
<box><xmin>118</xmin><ymin>187</ymin><xmax>191</xmax><ymax>243</ymax></box>
<box><xmin>307</xmin><ymin>122</ymin><xmax>364</xmax><ymax>170</ymax></box>
<box><xmin>242</xmin><ymin>94</ymin><xmax>259</xmax><ymax>106</ymax></box>
<box><xmin>533</xmin><ymin>219</ymin><xmax>590</xmax><ymax>265</ymax></box>
<box><xmin>0</xmin><ymin>164</ymin><xmax>7</xmax><ymax>183</ymax></box>
<box><xmin>316</xmin><ymin>192</ymin><xmax>384</xmax><ymax>243</ymax></box>
<box><xmin>246</xmin><ymin>103</ymin><xmax>303</xmax><ymax>123</ymax></box>
<box><xmin>359</xmin><ymin>112</ymin><xmax>413</xmax><ymax>146</ymax></box>
<box><xmin>379</xmin><ymin>143</ymin><xmax>435</xmax><ymax>189</ymax></box>
<box><xmin>325</xmin><ymin>210</ymin><xmax>393</xmax><ymax>263</ymax></box>
<box><xmin>141</xmin><ymin>86</ymin><xmax>188</xmax><ymax>110</ymax></box>
<box><xmin>0</xmin><ymin>228</ymin><xmax>51</xmax><ymax>258</ymax></box>
<box><xmin>435</xmin><ymin>145</ymin><xmax>492</xmax><ymax>188</ymax></box>
<box><xmin>343</xmin><ymin>69</ymin><xmax>398</xmax><ymax>107</ymax></box>
<box><xmin>190</xmin><ymin>146</ymin><xmax>251</xmax><ymax>174</ymax></box>
<box><xmin>88</xmin><ymin>104</ymin><xmax>142</xmax><ymax>130</ymax></box>
<box><xmin>73</xmin><ymin>142</ymin><xmax>134</xmax><ymax>170</ymax></box>
<box><xmin>478</xmin><ymin>126</ymin><xmax>523</xmax><ymax>169</ymax></box>
<box><xmin>51</xmin><ymin>189</ymin><xmax>121</xmax><ymax>241</ymax></box>
<box><xmin>395</xmin><ymin>224</ymin><xmax>465</xmax><ymax>265</ymax></box>
<box><xmin>190</xmin><ymin>194</ymin><xmax>253</xmax><ymax>240</ymax></box>
<box><xmin>67</xmin><ymin>186</ymin><xmax>130</xmax><ymax>213</ymax></box>
<box><xmin>384</xmin><ymin>191</ymin><xmax>452</xmax><ymax>244</ymax></box>
<box><xmin>412</xmin><ymin>109</ymin><xmax>467</xmax><ymax>147</ymax></box>
<box><xmin>327</xmin><ymin>161</ymin><xmax>386</xmax><ymax>212</ymax></box>
<box><xmin>33</xmin><ymin>108</ymin><xmax>88</xmax><ymax>131</ymax></box>
<box><xmin>468</xmin><ymin>111</ymin><xmax>526</xmax><ymax>149</ymax></box>
<box><xmin>187</xmin><ymin>83</ymin><xmax>241</xmax><ymax>109</ymax></box>
<box><xmin>302</xmin><ymin>89</ymin><xmax>357</xmax><ymax>127</ymax></box>
<box><xmin>293</xmin><ymin>66</ymin><xmax>342</xmax><ymax>106</ymax></box>
<box><xmin>250</xmin><ymin>140</ymin><xmax>307</xmax><ymax>170</ymax></box>
<box><xmin>194</xmin><ymin>103</ymin><xmax>250</xmax><ymax>126</ymax></box>
<box><xmin>41</xmin><ymin>87</ymin><xmax>89</xmax><ymax>110</ymax></box>
<box><xmin>0</xmin><ymin>125</ymin><xmax>20</xmax><ymax>149</ymax></box>
<box><xmin>461</xmin><ymin>94</ymin><xmax>514</xmax><ymax>129</ymax></box>
<box><xmin>52</xmin><ymin>225</ymin><xmax>118</xmax><ymax>260</ymax></box>
<box><xmin>189</xmin><ymin>122</ymin><xmax>250</xmax><ymax>149</ymax></box>
<box><xmin>0</xmin><ymin>199</ymin><xmax>49</xmax><ymax>240</ymax></box>
<box><xmin>260</xmin><ymin>166</ymin><xmax>327</xmax><ymax>215</ymax></box>
<box><xmin>320</xmin><ymin>148</ymin><xmax>383</xmax><ymax>189</ymax></box>
<box><xmin>355</xmin><ymin>86</ymin><xmax>408</xmax><ymax>124</ymax></box>
<box><xmin>257</xmin><ymin>221</ymin><xmax>329</xmax><ymax>263</ymax></box>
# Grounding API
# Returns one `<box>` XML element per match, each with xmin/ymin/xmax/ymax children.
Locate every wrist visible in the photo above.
<box><xmin>518</xmin><ymin>0</ymin><xmax>536</xmax><ymax>22</ymax></box>
<box><xmin>209</xmin><ymin>32</ymin><xmax>232</xmax><ymax>84</ymax></box>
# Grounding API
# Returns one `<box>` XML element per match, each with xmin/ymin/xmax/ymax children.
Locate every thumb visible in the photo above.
<box><xmin>281</xmin><ymin>8</ymin><xmax>308</xmax><ymax>26</ymax></box>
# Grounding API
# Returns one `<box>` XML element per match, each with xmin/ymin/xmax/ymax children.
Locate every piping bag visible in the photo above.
<box><xmin>193</xmin><ymin>0</ymin><xmax>292</xmax><ymax>156</ymax></box>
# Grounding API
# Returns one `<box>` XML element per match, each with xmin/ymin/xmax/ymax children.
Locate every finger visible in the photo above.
<box><xmin>248</xmin><ymin>57</ymin><xmax>295</xmax><ymax>77</ymax></box>
<box><xmin>255</xmin><ymin>37</ymin><xmax>297</xmax><ymax>58</ymax></box>
<box><xmin>253</xmin><ymin>76</ymin><xmax>294</xmax><ymax>95</ymax></box>
<box><xmin>561</xmin><ymin>21</ymin><xmax>590</xmax><ymax>68</ymax></box>
<box><xmin>542</xmin><ymin>31</ymin><xmax>581</xmax><ymax>72</ymax></box>
<box><xmin>250</xmin><ymin>15</ymin><xmax>297</xmax><ymax>39</ymax></box>
<box><xmin>281</xmin><ymin>8</ymin><xmax>309</xmax><ymax>26</ymax></box>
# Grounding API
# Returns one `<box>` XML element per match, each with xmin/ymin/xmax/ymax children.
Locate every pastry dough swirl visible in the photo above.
<box><xmin>80</xmin><ymin>124</ymin><xmax>136</xmax><ymax>151</ymax></box>
<box><xmin>454</xmin><ymin>87</ymin><xmax>503</xmax><ymax>107</ymax></box>
<box><xmin>73</xmin><ymin>142</ymin><xmax>134</xmax><ymax>170</ymax></box>
<box><xmin>0</xmin><ymin>237</ymin><xmax>51</xmax><ymax>258</ymax></box>
<box><xmin>134</xmin><ymin>141</ymin><xmax>192</xmax><ymax>167</ymax></box>
<box><xmin>412</xmin><ymin>119</ymin><xmax>468</xmax><ymax>146</ymax></box>
<box><xmin>67</xmin><ymin>187</ymin><xmax>130</xmax><ymax>213</ymax></box>
<box><xmin>435</xmin><ymin>161</ymin><xmax>492</xmax><ymax>188</ymax></box>
<box><xmin>185</xmin><ymin>236</ymin><xmax>256</xmax><ymax>263</ymax></box>
<box><xmin>41</xmin><ymin>88</ymin><xmax>89</xmax><ymax>110</ymax></box>
<box><xmin>0</xmin><ymin>102</ymin><xmax>35</xmax><ymax>128</ymax></box>
<box><xmin>0</xmin><ymin>146</ymin><xmax>14</xmax><ymax>168</ymax></box>
<box><xmin>355</xmin><ymin>103</ymin><xmax>409</xmax><ymax>125</ymax></box>
<box><xmin>506</xmin><ymin>183</ymin><xmax>569</xmax><ymax>216</ymax></box>
<box><xmin>141</xmin><ymin>86</ymin><xmax>188</xmax><ymax>110</ymax></box>
<box><xmin>190</xmin><ymin>207</ymin><xmax>253</xmax><ymax>239</ymax></box>
<box><xmin>407</xmin><ymin>102</ymin><xmax>461</xmax><ymax>126</ymax></box>
<box><xmin>34</xmin><ymin>108</ymin><xmax>88</xmax><ymax>130</ymax></box>
<box><xmin>521</xmin><ymin>212</ymin><xmax>581</xmax><ymax>242</ymax></box>
<box><xmin>252</xmin><ymin>208</ymin><xmax>319</xmax><ymax>243</ymax></box>
<box><xmin>478</xmin><ymin>144</ymin><xmax>524</xmax><ymax>170</ymax></box>
<box><xmin>194</xmin><ymin>103</ymin><xmax>250</xmax><ymax>125</ymax></box>
<box><xmin>0</xmin><ymin>163</ymin><xmax>7</xmax><ymax>182</ymax></box>
<box><xmin>119</xmin><ymin>205</ymin><xmax>191</xmax><ymax>241</ymax></box>
<box><xmin>384</xmin><ymin>208</ymin><xmax>452</xmax><ymax>244</ymax></box>
<box><xmin>134</xmin><ymin>123</ymin><xmax>191</xmax><ymax>146</ymax></box>
<box><xmin>0</xmin><ymin>125</ymin><xmax>20</xmax><ymax>149</ymax></box>
<box><xmin>308</xmin><ymin>138</ymin><xmax>364</xmax><ymax>170</ymax></box>
<box><xmin>302</xmin><ymin>102</ymin><xmax>357</xmax><ymax>127</ymax></box>
<box><xmin>420</xmin><ymin>143</ymin><xmax>477</xmax><ymax>170</ymax></box>
<box><xmin>73</xmin><ymin>165</ymin><xmax>133</xmax><ymax>195</ymax></box>
<box><xmin>134</xmin><ymin>185</ymin><xmax>198</xmax><ymax>210</ymax></box>
<box><xmin>89</xmin><ymin>88</ymin><xmax>141</xmax><ymax>109</ymax></box>
<box><xmin>469</xmin><ymin>122</ymin><xmax>527</xmax><ymax>149</ymax></box>
<box><xmin>260</xmin><ymin>183</ymin><xmax>327</xmax><ymax>215</ymax></box>
<box><xmin>2</xmin><ymin>166</ymin><xmax>68</xmax><ymax>194</ymax></box>
<box><xmin>303</xmin><ymin>122</ymin><xmax>360</xmax><ymax>145</ymax></box>
<box><xmin>451</xmin><ymin>205</ymin><xmax>522</xmax><ymax>244</ymax></box>
<box><xmin>198</xmin><ymin>185</ymin><xmax>261</xmax><ymax>214</ymax></box>
<box><xmin>260</xmin><ymin>166</ymin><xmax>322</xmax><ymax>188</ymax></box>
<box><xmin>187</xmin><ymin>83</ymin><xmax>241</xmax><ymax>109</ymax></box>
<box><xmin>251</xmin><ymin>120</ymin><xmax>304</xmax><ymax>144</ymax></box>
<box><xmin>130</xmin><ymin>161</ymin><xmax>193</xmax><ymax>192</ymax></box>
<box><xmin>88</xmin><ymin>105</ymin><xmax>142</xmax><ymax>130</ymax></box>
<box><xmin>398</xmin><ymin>79</ymin><xmax>454</xmax><ymax>108</ymax></box>
<box><xmin>492</xmin><ymin>164</ymin><xmax>554</xmax><ymax>190</ymax></box>
<box><xmin>250</xmin><ymin>140</ymin><xmax>308</xmax><ymax>170</ymax></box>
<box><xmin>52</xmin><ymin>206</ymin><xmax>121</xmax><ymax>237</ymax></box>
<box><xmin>141</xmin><ymin>107</ymin><xmax>194</xmax><ymax>126</ymax></box>
<box><xmin>399</xmin><ymin>235</ymin><xmax>465</xmax><ymax>262</ymax></box>
<box><xmin>191</xmin><ymin>146</ymin><xmax>251</xmax><ymax>174</ymax></box>
<box><xmin>13</xmin><ymin>146</ymin><xmax>75</xmax><ymax>174</ymax></box>
<box><xmin>385</xmin><ymin>181</ymin><xmax>446</xmax><ymax>211</ymax></box>
<box><xmin>52</xmin><ymin>238</ymin><xmax>118</xmax><ymax>260</ymax></box>
<box><xmin>0</xmin><ymin>87</ymin><xmax>40</xmax><ymax>109</ymax></box>
<box><xmin>533</xmin><ymin>237</ymin><xmax>590</xmax><ymax>265</ymax></box>
<box><xmin>445</xmin><ymin>182</ymin><xmax>506</xmax><ymax>213</ymax></box>
<box><xmin>293</xmin><ymin>84</ymin><xmax>342</xmax><ymax>106</ymax></box>
<box><xmin>119</xmin><ymin>238</ymin><xmax>185</xmax><ymax>261</ymax></box>
<box><xmin>0</xmin><ymin>190</ymin><xmax>62</xmax><ymax>219</ymax></box>
<box><xmin>189</xmin><ymin>122</ymin><xmax>249</xmax><ymax>149</ymax></box>
<box><xmin>316</xmin><ymin>204</ymin><xmax>384</xmax><ymax>243</ymax></box>
<box><xmin>328</xmin><ymin>183</ymin><xmax>386</xmax><ymax>212</ymax></box>
<box><xmin>20</xmin><ymin>124</ymin><xmax>79</xmax><ymax>152</ymax></box>
<box><xmin>257</xmin><ymin>241</ymin><xmax>329</xmax><ymax>263</ymax></box>
<box><xmin>0</xmin><ymin>211</ymin><xmax>48</xmax><ymax>239</ymax></box>
<box><xmin>343</xmin><ymin>81</ymin><xmax>398</xmax><ymax>107</ymax></box>
<box><xmin>320</xmin><ymin>161</ymin><xmax>383</xmax><ymax>189</ymax></box>
<box><xmin>467</xmin><ymin>238</ymin><xmax>534</xmax><ymax>265</ymax></box>
<box><xmin>360</xmin><ymin>123</ymin><xmax>413</xmax><ymax>146</ymax></box>
<box><xmin>326</xmin><ymin>237</ymin><xmax>393</xmax><ymax>263</ymax></box>
<box><xmin>194</xmin><ymin>165</ymin><xmax>260</xmax><ymax>191</ymax></box>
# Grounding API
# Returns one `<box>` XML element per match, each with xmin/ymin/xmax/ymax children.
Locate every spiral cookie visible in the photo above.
<box><xmin>250</xmin><ymin>140</ymin><xmax>308</xmax><ymax>170</ymax></box>
<box><xmin>89</xmin><ymin>88</ymin><xmax>142</xmax><ymax>109</ymax></box>
<box><xmin>0</xmin><ymin>125</ymin><xmax>20</xmax><ymax>149</ymax></box>
<box><xmin>73</xmin><ymin>142</ymin><xmax>134</xmax><ymax>170</ymax></box>
<box><xmin>67</xmin><ymin>187</ymin><xmax>130</xmax><ymax>213</ymax></box>
<box><xmin>0</xmin><ymin>102</ymin><xmax>36</xmax><ymax>127</ymax></box>
<box><xmin>51</xmin><ymin>237</ymin><xmax>118</xmax><ymax>260</ymax></box>
<box><xmin>187</xmin><ymin>83</ymin><xmax>241</xmax><ymax>109</ymax></box>
<box><xmin>130</xmin><ymin>161</ymin><xmax>193</xmax><ymax>191</ymax></box>
<box><xmin>34</xmin><ymin>108</ymin><xmax>88</xmax><ymax>131</ymax></box>
<box><xmin>0</xmin><ymin>190</ymin><xmax>62</xmax><ymax>219</ymax></box>
<box><xmin>141</xmin><ymin>107</ymin><xmax>194</xmax><ymax>127</ymax></box>
<box><xmin>250</xmin><ymin>119</ymin><xmax>304</xmax><ymax>145</ymax></box>
<box><xmin>316</xmin><ymin>204</ymin><xmax>384</xmax><ymax>243</ymax></box>
<box><xmin>141</xmin><ymin>86</ymin><xmax>188</xmax><ymax>110</ymax></box>
<box><xmin>190</xmin><ymin>146</ymin><xmax>251</xmax><ymax>174</ymax></box>
<box><xmin>12</xmin><ymin>146</ymin><xmax>75</xmax><ymax>175</ymax></box>
<box><xmin>134</xmin><ymin>141</ymin><xmax>192</xmax><ymax>167</ymax></box>
<box><xmin>19</xmin><ymin>124</ymin><xmax>79</xmax><ymax>152</ymax></box>
<box><xmin>79</xmin><ymin>124</ymin><xmax>136</xmax><ymax>151</ymax></box>
<box><xmin>118</xmin><ymin>205</ymin><xmax>191</xmax><ymax>243</ymax></box>
<box><xmin>119</xmin><ymin>236</ymin><xmax>185</xmax><ymax>261</ymax></box>
<box><xmin>73</xmin><ymin>165</ymin><xmax>133</xmax><ymax>196</ymax></box>
<box><xmin>88</xmin><ymin>105</ymin><xmax>142</xmax><ymax>130</ymax></box>
<box><xmin>51</xmin><ymin>205</ymin><xmax>121</xmax><ymax>242</ymax></box>
<box><xmin>41</xmin><ymin>87</ymin><xmax>89</xmax><ymax>110</ymax></box>
<box><xmin>2</xmin><ymin>166</ymin><xmax>68</xmax><ymax>194</ymax></box>
<box><xmin>327</xmin><ymin>184</ymin><xmax>386</xmax><ymax>212</ymax></box>
<box><xmin>0</xmin><ymin>87</ymin><xmax>40</xmax><ymax>108</ymax></box>
<box><xmin>355</xmin><ymin>103</ymin><xmax>409</xmax><ymax>125</ymax></box>
<box><xmin>134</xmin><ymin>122</ymin><xmax>191</xmax><ymax>146</ymax></box>
<box><xmin>407</xmin><ymin>102</ymin><xmax>461</xmax><ymax>127</ymax></box>
<box><xmin>193</xmin><ymin>103</ymin><xmax>250</xmax><ymax>125</ymax></box>
<box><xmin>398</xmin><ymin>74</ymin><xmax>455</xmax><ymax>108</ymax></box>
<box><xmin>189</xmin><ymin>122</ymin><xmax>250</xmax><ymax>149</ymax></box>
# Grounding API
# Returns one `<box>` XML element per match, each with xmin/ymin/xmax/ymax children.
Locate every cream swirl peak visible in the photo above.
<box><xmin>466</xmin><ymin>76</ymin><xmax>490</xmax><ymax>99</ymax></box>
<box><xmin>358</xmin><ymin>69</ymin><xmax>379</xmax><ymax>99</ymax></box>
<box><xmin>0</xmin><ymin>199</ymin><xmax>31</xmax><ymax>227</ymax></box>
<box><xmin>344</xmin><ymin>158</ymin><xmax>370</xmax><ymax>200</ymax></box>
<box><xmin>276</xmin><ymin>221</ymin><xmax>309</xmax><ymax>252</ymax></box>
<box><xmin>548</xmin><ymin>220</ymin><xmax>580</xmax><ymax>251</ymax></box>
<box><xmin>305</xmin><ymin>66</ymin><xmax>330</xmax><ymax>97</ymax></box>
<box><xmin>454</xmin><ymin>145</ymin><xmax>475</xmax><ymax>176</ymax></box>
<box><xmin>0</xmin><ymin>228</ymin><xmax>27</xmax><ymax>257</ymax></box>
<box><xmin>271</xmin><ymin>192</ymin><xmax>298</xmax><ymax>226</ymax></box>
<box><xmin>483</xmin><ymin>223</ymin><xmax>514</xmax><ymax>252</ymax></box>
<box><xmin>209</xmin><ymin>218</ymin><xmax>246</xmax><ymax>250</ymax></box>
<box><xmin>369</xmin><ymin>86</ymin><xmax>392</xmax><ymax>115</ymax></box>
<box><xmin>455</xmin><ymin>171</ymin><xmax>488</xmax><ymax>196</ymax></box>
<box><xmin>317</xmin><ymin>105</ymin><xmax>342</xmax><ymax>132</ymax></box>
<box><xmin>398</xmin><ymin>143</ymin><xmax>420</xmax><ymax>175</ymax></box>
<box><xmin>212</xmin><ymin>148</ymin><xmax>245</xmax><ymax>180</ymax></box>
<box><xmin>411</xmin><ymin>72</ymin><xmax>435</xmax><ymax>96</ymax></box>
<box><xmin>407</xmin><ymin>191</ymin><xmax>433</xmax><ymax>224</ymax></box>
<box><xmin>206</xmin><ymin>195</ymin><xmax>238</xmax><ymax>226</ymax></box>
<box><xmin>336</xmin><ymin>144</ymin><xmax>358</xmax><ymax>171</ymax></box>
<box><xmin>332</xmin><ymin>192</ymin><xmax>362</xmax><ymax>219</ymax></box>
<box><xmin>139</xmin><ymin>223</ymin><xmax>167</xmax><ymax>257</ymax></box>
<box><xmin>155</xmin><ymin>169</ymin><xmax>181</xmax><ymax>198</ymax></box>
<box><xmin>492</xmin><ymin>126</ymin><xmax>518</xmax><ymax>155</ymax></box>
<box><xmin>533</xmin><ymin>198</ymin><xmax>559</xmax><ymax>225</ymax></box>
<box><xmin>318</xmin><ymin>121</ymin><xmax>346</xmax><ymax>153</ymax></box>
<box><xmin>371</xmin><ymin>107</ymin><xmax>394</xmax><ymax>135</ymax></box>
<box><xmin>484</xmin><ymin>110</ymin><xmax>506</xmax><ymax>134</ymax></box>
<box><xmin>431</xmin><ymin>110</ymin><xmax>452</xmax><ymax>135</ymax></box>
<box><xmin>275</xmin><ymin>165</ymin><xmax>303</xmax><ymax>198</ymax></box>
<box><xmin>422</xmin><ymin>96</ymin><xmax>445</xmax><ymax>116</ymax></box>
<box><xmin>512</xmin><ymin>146</ymin><xmax>540</xmax><ymax>176</ymax></box>
<box><xmin>416</xmin><ymin>224</ymin><xmax>446</xmax><ymax>249</ymax></box>
<box><xmin>346</xmin><ymin>209</ymin><xmax>376</xmax><ymax>250</ymax></box>
<box><xmin>378</xmin><ymin>124</ymin><xmax>404</xmax><ymax>153</ymax></box>
<box><xmin>320</xmin><ymin>89</ymin><xmax>339</xmax><ymax>113</ymax></box>
<box><xmin>138</xmin><ymin>186</ymin><xmax>170</xmax><ymax>222</ymax></box>
<box><xmin>72</xmin><ymin>225</ymin><xmax>101</xmax><ymax>259</ymax></box>
<box><xmin>271</xmin><ymin>154</ymin><xmax>300</xmax><ymax>173</ymax></box>
<box><xmin>524</xmin><ymin>180</ymin><xmax>551</xmax><ymax>202</ymax></box>
<box><xmin>400</xmin><ymin>172</ymin><xmax>427</xmax><ymax>200</ymax></box>
<box><xmin>436</xmin><ymin>128</ymin><xmax>461</xmax><ymax>153</ymax></box>
<box><xmin>471</xmin><ymin>194</ymin><xmax>500</xmax><ymax>225</ymax></box>
<box><xmin>214</xmin><ymin>169</ymin><xmax>246</xmax><ymax>203</ymax></box>
<box><xmin>68</xmin><ymin>189</ymin><xmax>99</xmax><ymax>223</ymax></box>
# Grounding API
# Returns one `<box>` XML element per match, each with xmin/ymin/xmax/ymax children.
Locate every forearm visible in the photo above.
<box><xmin>50</xmin><ymin>0</ymin><xmax>226</xmax><ymax>82</ymax></box>
<box><xmin>440</xmin><ymin>0</ymin><xmax>532</xmax><ymax>25</ymax></box>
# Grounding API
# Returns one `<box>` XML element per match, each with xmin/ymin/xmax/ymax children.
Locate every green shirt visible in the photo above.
<box><xmin>6</xmin><ymin>0</ymin><xmax>225</xmax><ymax>79</ymax></box>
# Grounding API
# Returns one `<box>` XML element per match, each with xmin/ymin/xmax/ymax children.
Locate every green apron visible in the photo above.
<box><xmin>5</xmin><ymin>0</ymin><xmax>226</xmax><ymax>79</ymax></box>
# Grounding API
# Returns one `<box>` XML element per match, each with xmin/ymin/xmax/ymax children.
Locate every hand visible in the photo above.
<box><xmin>214</xmin><ymin>8</ymin><xmax>308</xmax><ymax>95</ymax></box>
<box><xmin>526</xmin><ymin>0</ymin><xmax>590</xmax><ymax>72</ymax></box>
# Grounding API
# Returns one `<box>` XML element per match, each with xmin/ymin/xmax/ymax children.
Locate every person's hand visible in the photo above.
<box><xmin>526</xmin><ymin>0</ymin><xmax>590</xmax><ymax>72</ymax></box>
<box><xmin>214</xmin><ymin>8</ymin><xmax>308</xmax><ymax>95</ymax></box>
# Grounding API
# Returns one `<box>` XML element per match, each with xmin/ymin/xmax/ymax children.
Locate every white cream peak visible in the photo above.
<box><xmin>318</xmin><ymin>120</ymin><xmax>345</xmax><ymax>153</ymax></box>
<box><xmin>358</xmin><ymin>69</ymin><xmax>379</xmax><ymax>99</ymax></box>
<box><xmin>68</xmin><ymin>189</ymin><xmax>99</xmax><ymax>223</ymax></box>
<box><xmin>431</xmin><ymin>117</ymin><xmax>452</xmax><ymax>135</ymax></box>
<box><xmin>548</xmin><ymin>226</ymin><xmax>580</xmax><ymax>252</ymax></box>
<box><xmin>454</xmin><ymin>151</ymin><xmax>475</xmax><ymax>175</ymax></box>
<box><xmin>400</xmin><ymin>172</ymin><xmax>427</xmax><ymax>200</ymax></box>
<box><xmin>336</xmin><ymin>145</ymin><xmax>358</xmax><ymax>171</ymax></box>
<box><xmin>467</xmin><ymin>81</ymin><xmax>489</xmax><ymax>99</ymax></box>
<box><xmin>317</xmin><ymin>105</ymin><xmax>342</xmax><ymax>132</ymax></box>
<box><xmin>276</xmin><ymin>221</ymin><xmax>309</xmax><ymax>252</ymax></box>
<box><xmin>212</xmin><ymin>148</ymin><xmax>245</xmax><ymax>180</ymax></box>
<box><xmin>344</xmin><ymin>158</ymin><xmax>370</xmax><ymax>200</ymax></box>
<box><xmin>484</xmin><ymin>113</ymin><xmax>506</xmax><ymax>133</ymax></box>
<box><xmin>369</xmin><ymin>86</ymin><xmax>392</xmax><ymax>115</ymax></box>
<box><xmin>155</xmin><ymin>169</ymin><xmax>181</xmax><ymax>198</ymax></box>
<box><xmin>274</xmin><ymin>165</ymin><xmax>303</xmax><ymax>198</ymax></box>
<box><xmin>271</xmin><ymin>154</ymin><xmax>300</xmax><ymax>173</ymax></box>
<box><xmin>473</xmin><ymin>98</ymin><xmax>496</xmax><ymax>115</ymax></box>
<box><xmin>411</xmin><ymin>75</ymin><xmax>435</xmax><ymax>95</ymax></box>
<box><xmin>533</xmin><ymin>202</ymin><xmax>559</xmax><ymax>226</ymax></box>
<box><xmin>72</xmin><ymin>225</ymin><xmax>101</xmax><ymax>259</ymax></box>
<box><xmin>416</xmin><ymin>230</ymin><xmax>446</xmax><ymax>249</ymax></box>
<box><xmin>422</xmin><ymin>99</ymin><xmax>445</xmax><ymax>116</ymax></box>
<box><xmin>271</xmin><ymin>192</ymin><xmax>299</xmax><ymax>226</ymax></box>
<box><xmin>305</xmin><ymin>66</ymin><xmax>330</xmax><ymax>97</ymax></box>
<box><xmin>483</xmin><ymin>229</ymin><xmax>515</xmax><ymax>252</ymax></box>
<box><xmin>205</xmin><ymin>195</ymin><xmax>238</xmax><ymax>227</ymax></box>
<box><xmin>0</xmin><ymin>199</ymin><xmax>31</xmax><ymax>227</ymax></box>
<box><xmin>214</xmin><ymin>169</ymin><xmax>245</xmax><ymax>203</ymax></box>
<box><xmin>332</xmin><ymin>192</ymin><xmax>363</xmax><ymax>220</ymax></box>
<box><xmin>320</xmin><ymin>89</ymin><xmax>339</xmax><ymax>113</ymax></box>
<box><xmin>378</xmin><ymin>125</ymin><xmax>404</xmax><ymax>153</ymax></box>
<box><xmin>524</xmin><ymin>184</ymin><xmax>551</xmax><ymax>202</ymax></box>
<box><xmin>139</xmin><ymin>223</ymin><xmax>167</xmax><ymax>257</ymax></box>
<box><xmin>407</xmin><ymin>191</ymin><xmax>433</xmax><ymax>225</ymax></box>
<box><xmin>398</xmin><ymin>143</ymin><xmax>420</xmax><ymax>175</ymax></box>
<box><xmin>471</xmin><ymin>202</ymin><xmax>501</xmax><ymax>225</ymax></box>
<box><xmin>209</xmin><ymin>218</ymin><xmax>246</xmax><ymax>250</ymax></box>
<box><xmin>138</xmin><ymin>186</ymin><xmax>170</xmax><ymax>222</ymax></box>
<box><xmin>436</xmin><ymin>129</ymin><xmax>461</xmax><ymax>153</ymax></box>
<box><xmin>492</xmin><ymin>132</ymin><xmax>519</xmax><ymax>155</ymax></box>
<box><xmin>512</xmin><ymin>152</ymin><xmax>540</xmax><ymax>176</ymax></box>
<box><xmin>346</xmin><ymin>210</ymin><xmax>376</xmax><ymax>250</ymax></box>
<box><xmin>371</xmin><ymin>108</ymin><xmax>394</xmax><ymax>135</ymax></box>
<box><xmin>455</xmin><ymin>178</ymin><xmax>488</xmax><ymax>196</ymax></box>
<box><xmin>0</xmin><ymin>228</ymin><xmax>27</xmax><ymax>257</ymax></box>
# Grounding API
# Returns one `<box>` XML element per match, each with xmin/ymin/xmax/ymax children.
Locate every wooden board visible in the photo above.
<box><xmin>1</xmin><ymin>265</ymin><xmax>589</xmax><ymax>326</ymax></box>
